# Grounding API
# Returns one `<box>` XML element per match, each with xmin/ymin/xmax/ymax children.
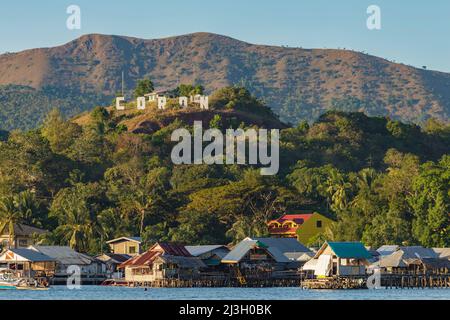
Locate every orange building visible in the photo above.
<box><xmin>267</xmin><ymin>213</ymin><xmax>334</xmax><ymax>244</ymax></box>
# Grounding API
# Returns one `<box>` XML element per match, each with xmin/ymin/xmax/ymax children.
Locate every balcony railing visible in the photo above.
<box><xmin>268</xmin><ymin>227</ymin><xmax>297</xmax><ymax>234</ymax></box>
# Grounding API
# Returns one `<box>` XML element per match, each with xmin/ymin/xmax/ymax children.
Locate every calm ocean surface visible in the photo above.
<box><xmin>0</xmin><ymin>286</ymin><xmax>449</xmax><ymax>300</ymax></box>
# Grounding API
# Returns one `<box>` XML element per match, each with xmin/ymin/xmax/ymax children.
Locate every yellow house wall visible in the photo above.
<box><xmin>0</xmin><ymin>235</ymin><xmax>33</xmax><ymax>248</ymax></box>
<box><xmin>110</xmin><ymin>241</ymin><xmax>140</xmax><ymax>256</ymax></box>
<box><xmin>296</xmin><ymin>213</ymin><xmax>335</xmax><ymax>245</ymax></box>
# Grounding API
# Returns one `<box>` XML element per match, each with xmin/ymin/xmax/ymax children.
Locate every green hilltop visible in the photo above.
<box><xmin>0</xmin><ymin>86</ymin><xmax>449</xmax><ymax>253</ymax></box>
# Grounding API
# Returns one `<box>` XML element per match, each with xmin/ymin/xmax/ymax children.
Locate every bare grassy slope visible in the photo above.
<box><xmin>1</xmin><ymin>32</ymin><xmax>449</xmax><ymax>128</ymax></box>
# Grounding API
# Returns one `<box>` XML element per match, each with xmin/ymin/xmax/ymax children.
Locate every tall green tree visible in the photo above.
<box><xmin>409</xmin><ymin>156</ymin><xmax>450</xmax><ymax>247</ymax></box>
<box><xmin>0</xmin><ymin>196</ymin><xmax>21</xmax><ymax>249</ymax></box>
<box><xmin>41</xmin><ymin>109</ymin><xmax>82</xmax><ymax>154</ymax></box>
<box><xmin>134</xmin><ymin>79</ymin><xmax>154</xmax><ymax>98</ymax></box>
<box><xmin>0</xmin><ymin>190</ymin><xmax>42</xmax><ymax>249</ymax></box>
<box><xmin>49</xmin><ymin>183</ymin><xmax>104</xmax><ymax>252</ymax></box>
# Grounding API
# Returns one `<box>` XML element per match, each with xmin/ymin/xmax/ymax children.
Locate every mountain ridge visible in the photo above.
<box><xmin>1</xmin><ymin>32</ymin><xmax>449</xmax><ymax>130</ymax></box>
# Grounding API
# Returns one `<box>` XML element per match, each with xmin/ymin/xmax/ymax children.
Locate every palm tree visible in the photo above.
<box><xmin>325</xmin><ymin>171</ymin><xmax>352</xmax><ymax>212</ymax></box>
<box><xmin>131</xmin><ymin>188</ymin><xmax>155</xmax><ymax>237</ymax></box>
<box><xmin>351</xmin><ymin>169</ymin><xmax>378</xmax><ymax>213</ymax></box>
<box><xmin>129</xmin><ymin>170</ymin><xmax>168</xmax><ymax>237</ymax></box>
<box><xmin>14</xmin><ymin>190</ymin><xmax>36</xmax><ymax>222</ymax></box>
<box><xmin>0</xmin><ymin>196</ymin><xmax>22</xmax><ymax>249</ymax></box>
<box><xmin>53</xmin><ymin>193</ymin><xmax>94</xmax><ymax>252</ymax></box>
<box><xmin>226</xmin><ymin>216</ymin><xmax>253</xmax><ymax>244</ymax></box>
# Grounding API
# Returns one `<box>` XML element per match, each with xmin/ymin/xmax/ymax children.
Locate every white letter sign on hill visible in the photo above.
<box><xmin>116</xmin><ymin>97</ymin><xmax>125</xmax><ymax>110</ymax></box>
<box><xmin>158</xmin><ymin>96</ymin><xmax>167</xmax><ymax>110</ymax></box>
<box><xmin>199</xmin><ymin>96</ymin><xmax>209</xmax><ymax>110</ymax></box>
<box><xmin>179</xmin><ymin>97</ymin><xmax>188</xmax><ymax>109</ymax></box>
<box><xmin>137</xmin><ymin>97</ymin><xmax>146</xmax><ymax>110</ymax></box>
<box><xmin>117</xmin><ymin>92</ymin><xmax>210</xmax><ymax>111</ymax></box>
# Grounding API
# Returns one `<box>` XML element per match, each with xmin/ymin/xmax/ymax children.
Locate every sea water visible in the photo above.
<box><xmin>0</xmin><ymin>286</ymin><xmax>449</xmax><ymax>300</ymax></box>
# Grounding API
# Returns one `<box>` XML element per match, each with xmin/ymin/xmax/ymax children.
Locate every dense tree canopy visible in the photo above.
<box><xmin>0</xmin><ymin>87</ymin><xmax>448</xmax><ymax>253</ymax></box>
<box><xmin>134</xmin><ymin>79</ymin><xmax>155</xmax><ymax>98</ymax></box>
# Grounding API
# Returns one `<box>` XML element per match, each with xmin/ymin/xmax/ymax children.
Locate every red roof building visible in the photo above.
<box><xmin>119</xmin><ymin>243</ymin><xmax>206</xmax><ymax>283</ymax></box>
<box><xmin>267</xmin><ymin>212</ymin><xmax>335</xmax><ymax>245</ymax></box>
<box><xmin>267</xmin><ymin>214</ymin><xmax>314</xmax><ymax>238</ymax></box>
<box><xmin>119</xmin><ymin>243</ymin><xmax>192</xmax><ymax>269</ymax></box>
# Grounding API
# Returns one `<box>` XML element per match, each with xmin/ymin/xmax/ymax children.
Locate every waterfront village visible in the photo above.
<box><xmin>1</xmin><ymin>212</ymin><xmax>449</xmax><ymax>290</ymax></box>
<box><xmin>0</xmin><ymin>88</ymin><xmax>449</xmax><ymax>291</ymax></box>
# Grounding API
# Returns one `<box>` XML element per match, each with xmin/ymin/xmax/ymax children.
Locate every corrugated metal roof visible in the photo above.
<box><xmin>0</xmin><ymin>249</ymin><xmax>54</xmax><ymax>262</ymax></box>
<box><xmin>266</xmin><ymin>246</ymin><xmax>291</xmax><ymax>263</ymax></box>
<box><xmin>378</xmin><ymin>251</ymin><xmax>407</xmax><ymax>268</ymax></box>
<box><xmin>158</xmin><ymin>255</ymin><xmax>206</xmax><ymax>269</ymax></box>
<box><xmin>222</xmin><ymin>238</ymin><xmax>311</xmax><ymax>264</ymax></box>
<box><xmin>158</xmin><ymin>243</ymin><xmax>192</xmax><ymax>256</ymax></box>
<box><xmin>421</xmin><ymin>258</ymin><xmax>450</xmax><ymax>269</ymax></box>
<box><xmin>185</xmin><ymin>245</ymin><xmax>230</xmax><ymax>258</ymax></box>
<box><xmin>433</xmin><ymin>248</ymin><xmax>450</xmax><ymax>259</ymax></box>
<box><xmin>318</xmin><ymin>242</ymin><xmax>371</xmax><ymax>259</ymax></box>
<box><xmin>378</xmin><ymin>247</ymin><xmax>446</xmax><ymax>268</ymax></box>
<box><xmin>106</xmin><ymin>237</ymin><xmax>142</xmax><ymax>244</ymax></box>
<box><xmin>145</xmin><ymin>88</ymin><xmax>173</xmax><ymax>95</ymax></box>
<box><xmin>119</xmin><ymin>243</ymin><xmax>192</xmax><ymax>268</ymax></box>
<box><xmin>377</xmin><ymin>245</ymin><xmax>400</xmax><ymax>256</ymax></box>
<box><xmin>120</xmin><ymin>250</ymin><xmax>159</xmax><ymax>268</ymax></box>
<box><xmin>1</xmin><ymin>223</ymin><xmax>47</xmax><ymax>237</ymax></box>
<box><xmin>222</xmin><ymin>240</ymin><xmax>258</xmax><ymax>263</ymax></box>
<box><xmin>285</xmin><ymin>252</ymin><xmax>314</xmax><ymax>262</ymax></box>
<box><xmin>29</xmin><ymin>246</ymin><xmax>96</xmax><ymax>265</ymax></box>
<box><xmin>96</xmin><ymin>253</ymin><xmax>131</xmax><ymax>264</ymax></box>
<box><xmin>253</xmin><ymin>238</ymin><xmax>311</xmax><ymax>253</ymax></box>
<box><xmin>399</xmin><ymin>246</ymin><xmax>438</xmax><ymax>259</ymax></box>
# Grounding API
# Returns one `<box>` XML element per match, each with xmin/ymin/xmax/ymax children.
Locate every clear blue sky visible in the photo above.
<box><xmin>1</xmin><ymin>0</ymin><xmax>449</xmax><ymax>72</ymax></box>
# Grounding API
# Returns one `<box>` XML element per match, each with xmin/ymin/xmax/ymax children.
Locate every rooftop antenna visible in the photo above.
<box><xmin>121</xmin><ymin>71</ymin><xmax>125</xmax><ymax>97</ymax></box>
<box><xmin>194</xmin><ymin>64</ymin><xmax>197</xmax><ymax>85</ymax></box>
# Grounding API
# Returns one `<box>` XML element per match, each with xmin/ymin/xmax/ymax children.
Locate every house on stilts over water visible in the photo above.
<box><xmin>119</xmin><ymin>243</ymin><xmax>206</xmax><ymax>286</ymax></box>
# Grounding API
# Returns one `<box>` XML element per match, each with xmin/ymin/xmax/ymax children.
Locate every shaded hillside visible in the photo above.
<box><xmin>1</xmin><ymin>106</ymin><xmax>448</xmax><ymax>251</ymax></box>
<box><xmin>1</xmin><ymin>32</ymin><xmax>450</xmax><ymax>130</ymax></box>
<box><xmin>0</xmin><ymin>85</ymin><xmax>107</xmax><ymax>130</ymax></box>
<box><xmin>73</xmin><ymin>107</ymin><xmax>288</xmax><ymax>135</ymax></box>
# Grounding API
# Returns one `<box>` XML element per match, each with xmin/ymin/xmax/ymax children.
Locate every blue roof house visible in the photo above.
<box><xmin>0</xmin><ymin>248</ymin><xmax>56</xmax><ymax>278</ymax></box>
<box><xmin>311</xmin><ymin>242</ymin><xmax>371</xmax><ymax>277</ymax></box>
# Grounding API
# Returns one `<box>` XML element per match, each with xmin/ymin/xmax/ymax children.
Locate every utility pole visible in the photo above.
<box><xmin>121</xmin><ymin>71</ymin><xmax>125</xmax><ymax>97</ymax></box>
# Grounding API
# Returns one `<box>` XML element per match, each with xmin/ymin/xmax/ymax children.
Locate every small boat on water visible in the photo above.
<box><xmin>0</xmin><ymin>279</ymin><xmax>20</xmax><ymax>290</ymax></box>
<box><xmin>0</xmin><ymin>270</ymin><xmax>19</xmax><ymax>290</ymax></box>
<box><xmin>0</xmin><ymin>285</ymin><xmax>17</xmax><ymax>290</ymax></box>
<box><xmin>0</xmin><ymin>279</ymin><xmax>49</xmax><ymax>291</ymax></box>
<box><xmin>0</xmin><ymin>271</ymin><xmax>49</xmax><ymax>291</ymax></box>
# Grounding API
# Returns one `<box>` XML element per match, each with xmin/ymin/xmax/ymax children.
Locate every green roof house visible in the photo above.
<box><xmin>304</xmin><ymin>242</ymin><xmax>371</xmax><ymax>277</ymax></box>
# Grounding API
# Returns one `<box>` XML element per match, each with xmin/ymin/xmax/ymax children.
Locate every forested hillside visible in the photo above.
<box><xmin>0</xmin><ymin>87</ymin><xmax>448</xmax><ymax>253</ymax></box>
<box><xmin>0</xmin><ymin>85</ymin><xmax>108</xmax><ymax>130</ymax></box>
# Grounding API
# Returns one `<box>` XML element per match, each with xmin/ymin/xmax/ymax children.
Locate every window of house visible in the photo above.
<box><xmin>129</xmin><ymin>246</ymin><xmax>136</xmax><ymax>254</ymax></box>
<box><xmin>316</xmin><ymin>220</ymin><xmax>322</xmax><ymax>228</ymax></box>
